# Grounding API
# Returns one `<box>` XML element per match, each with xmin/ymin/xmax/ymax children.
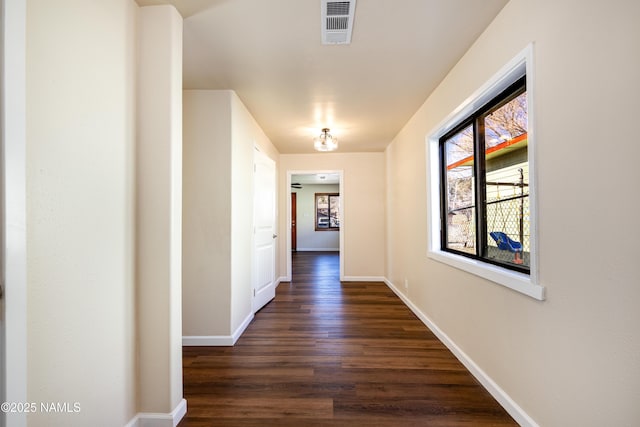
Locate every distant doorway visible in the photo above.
<box><xmin>291</xmin><ymin>193</ymin><xmax>297</xmax><ymax>252</ymax></box>
<box><xmin>286</xmin><ymin>170</ymin><xmax>344</xmax><ymax>281</ymax></box>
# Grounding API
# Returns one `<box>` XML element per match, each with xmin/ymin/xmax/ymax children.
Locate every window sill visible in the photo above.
<box><xmin>428</xmin><ymin>249</ymin><xmax>545</xmax><ymax>300</ymax></box>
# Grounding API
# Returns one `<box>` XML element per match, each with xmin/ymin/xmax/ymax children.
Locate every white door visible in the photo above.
<box><xmin>253</xmin><ymin>149</ymin><xmax>277</xmax><ymax>312</ymax></box>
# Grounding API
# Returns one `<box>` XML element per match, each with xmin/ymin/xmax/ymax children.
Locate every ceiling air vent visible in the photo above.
<box><xmin>321</xmin><ymin>0</ymin><xmax>356</xmax><ymax>45</ymax></box>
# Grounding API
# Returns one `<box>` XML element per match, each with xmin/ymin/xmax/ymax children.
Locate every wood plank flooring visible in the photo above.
<box><xmin>179</xmin><ymin>251</ymin><xmax>517</xmax><ymax>426</ymax></box>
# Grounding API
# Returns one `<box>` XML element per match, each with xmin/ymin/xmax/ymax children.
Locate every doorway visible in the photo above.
<box><xmin>286</xmin><ymin>170</ymin><xmax>344</xmax><ymax>281</ymax></box>
<box><xmin>291</xmin><ymin>193</ymin><xmax>297</xmax><ymax>251</ymax></box>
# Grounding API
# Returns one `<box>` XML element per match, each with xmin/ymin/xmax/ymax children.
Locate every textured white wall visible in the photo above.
<box><xmin>25</xmin><ymin>0</ymin><xmax>138</xmax><ymax>425</ymax></box>
<box><xmin>385</xmin><ymin>1</ymin><xmax>640</xmax><ymax>426</ymax></box>
<box><xmin>136</xmin><ymin>5</ymin><xmax>184</xmax><ymax>415</ymax></box>
<box><xmin>230</xmin><ymin>92</ymin><xmax>279</xmax><ymax>332</ymax></box>
<box><xmin>183</xmin><ymin>90</ymin><xmax>232</xmax><ymax>337</ymax></box>
<box><xmin>183</xmin><ymin>90</ymin><xmax>279</xmax><ymax>341</ymax></box>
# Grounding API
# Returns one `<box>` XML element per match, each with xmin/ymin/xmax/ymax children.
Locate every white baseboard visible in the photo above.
<box><xmin>295</xmin><ymin>248</ymin><xmax>339</xmax><ymax>252</ymax></box>
<box><xmin>342</xmin><ymin>276</ymin><xmax>386</xmax><ymax>282</ymax></box>
<box><xmin>231</xmin><ymin>312</ymin><xmax>254</xmax><ymax>344</ymax></box>
<box><xmin>125</xmin><ymin>398</ymin><xmax>187</xmax><ymax>427</ymax></box>
<box><xmin>182</xmin><ymin>312</ymin><xmax>254</xmax><ymax>346</ymax></box>
<box><xmin>182</xmin><ymin>335</ymin><xmax>234</xmax><ymax>346</ymax></box>
<box><xmin>383</xmin><ymin>278</ymin><xmax>539</xmax><ymax>427</ymax></box>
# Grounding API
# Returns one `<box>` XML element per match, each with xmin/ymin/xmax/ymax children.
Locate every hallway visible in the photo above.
<box><xmin>179</xmin><ymin>252</ymin><xmax>516</xmax><ymax>426</ymax></box>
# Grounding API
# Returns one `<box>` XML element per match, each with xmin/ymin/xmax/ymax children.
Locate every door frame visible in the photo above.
<box><xmin>2</xmin><ymin>1</ymin><xmax>28</xmax><ymax>426</ymax></box>
<box><xmin>285</xmin><ymin>170</ymin><xmax>344</xmax><ymax>281</ymax></box>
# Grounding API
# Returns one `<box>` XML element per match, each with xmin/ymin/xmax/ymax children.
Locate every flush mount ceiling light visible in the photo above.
<box><xmin>314</xmin><ymin>128</ymin><xmax>338</xmax><ymax>152</ymax></box>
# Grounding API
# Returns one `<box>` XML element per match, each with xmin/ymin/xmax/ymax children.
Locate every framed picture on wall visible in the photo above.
<box><xmin>315</xmin><ymin>193</ymin><xmax>340</xmax><ymax>231</ymax></box>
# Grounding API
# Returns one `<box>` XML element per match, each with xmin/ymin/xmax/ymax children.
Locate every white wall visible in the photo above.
<box><xmin>136</xmin><ymin>5</ymin><xmax>184</xmax><ymax>417</ymax></box>
<box><xmin>183</xmin><ymin>90</ymin><xmax>232</xmax><ymax>337</ymax></box>
<box><xmin>230</xmin><ymin>92</ymin><xmax>279</xmax><ymax>332</ymax></box>
<box><xmin>280</xmin><ymin>153</ymin><xmax>385</xmax><ymax>279</ymax></box>
<box><xmin>26</xmin><ymin>0</ymin><xmax>138</xmax><ymax>425</ymax></box>
<box><xmin>183</xmin><ymin>90</ymin><xmax>279</xmax><ymax>343</ymax></box>
<box><xmin>385</xmin><ymin>1</ymin><xmax>640</xmax><ymax>426</ymax></box>
<box><xmin>293</xmin><ymin>184</ymin><xmax>340</xmax><ymax>251</ymax></box>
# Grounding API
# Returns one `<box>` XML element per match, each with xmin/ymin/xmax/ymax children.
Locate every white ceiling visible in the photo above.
<box><xmin>292</xmin><ymin>173</ymin><xmax>341</xmax><ymax>186</ymax></box>
<box><xmin>136</xmin><ymin>0</ymin><xmax>509</xmax><ymax>154</ymax></box>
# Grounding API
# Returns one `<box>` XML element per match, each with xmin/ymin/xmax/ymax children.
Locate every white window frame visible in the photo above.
<box><xmin>426</xmin><ymin>44</ymin><xmax>545</xmax><ymax>301</ymax></box>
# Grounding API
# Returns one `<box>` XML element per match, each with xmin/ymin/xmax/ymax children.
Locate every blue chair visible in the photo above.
<box><xmin>489</xmin><ymin>231</ymin><xmax>523</xmax><ymax>264</ymax></box>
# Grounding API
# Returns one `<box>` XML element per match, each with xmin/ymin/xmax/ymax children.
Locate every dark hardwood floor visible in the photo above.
<box><xmin>179</xmin><ymin>251</ymin><xmax>517</xmax><ymax>426</ymax></box>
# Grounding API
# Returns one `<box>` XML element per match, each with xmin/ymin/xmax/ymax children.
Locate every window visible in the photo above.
<box><xmin>440</xmin><ymin>77</ymin><xmax>529</xmax><ymax>274</ymax></box>
<box><xmin>426</xmin><ymin>45</ymin><xmax>544</xmax><ymax>300</ymax></box>
<box><xmin>315</xmin><ymin>193</ymin><xmax>340</xmax><ymax>231</ymax></box>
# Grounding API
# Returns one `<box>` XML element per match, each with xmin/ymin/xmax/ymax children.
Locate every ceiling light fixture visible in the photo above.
<box><xmin>314</xmin><ymin>128</ymin><xmax>338</xmax><ymax>152</ymax></box>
